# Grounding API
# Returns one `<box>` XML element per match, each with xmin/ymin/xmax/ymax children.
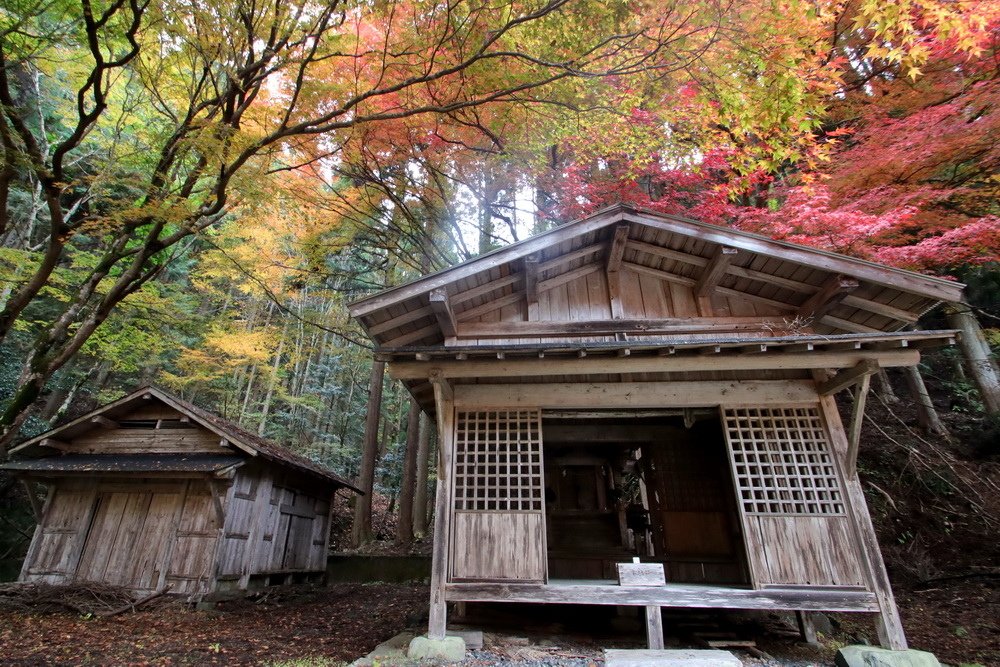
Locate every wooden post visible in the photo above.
<box><xmin>946</xmin><ymin>304</ymin><xmax>1000</xmax><ymax>414</ymax></box>
<box><xmin>413</xmin><ymin>411</ymin><xmax>431</xmax><ymax>538</ymax></box>
<box><xmin>819</xmin><ymin>396</ymin><xmax>907</xmax><ymax>650</ymax></box>
<box><xmin>428</xmin><ymin>377</ymin><xmax>455</xmax><ymax>640</ymax></box>
<box><xmin>846</xmin><ymin>374</ymin><xmax>871</xmax><ymax>478</ymax></box>
<box><xmin>796</xmin><ymin>611</ymin><xmax>818</xmax><ymax>645</ymax></box>
<box><xmin>645</xmin><ymin>606</ymin><xmax>664</xmax><ymax>649</ymax></box>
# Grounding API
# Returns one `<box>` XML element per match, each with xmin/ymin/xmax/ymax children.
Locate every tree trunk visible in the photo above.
<box><xmin>946</xmin><ymin>305</ymin><xmax>1000</xmax><ymax>414</ymax></box>
<box><xmin>413</xmin><ymin>410</ymin><xmax>431</xmax><ymax>538</ymax></box>
<box><xmin>874</xmin><ymin>369</ymin><xmax>900</xmax><ymax>404</ymax></box>
<box><xmin>351</xmin><ymin>360</ymin><xmax>385</xmax><ymax>548</ymax></box>
<box><xmin>903</xmin><ymin>365</ymin><xmax>947</xmax><ymax>435</ymax></box>
<box><xmin>397</xmin><ymin>398</ymin><xmax>421</xmax><ymax>545</ymax></box>
<box><xmin>257</xmin><ymin>322</ymin><xmax>288</xmax><ymax>436</ymax></box>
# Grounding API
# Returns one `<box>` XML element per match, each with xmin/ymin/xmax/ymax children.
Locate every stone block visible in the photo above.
<box><xmin>604</xmin><ymin>649</ymin><xmax>742</xmax><ymax>667</ymax></box>
<box><xmin>835</xmin><ymin>646</ymin><xmax>941</xmax><ymax>667</ymax></box>
<box><xmin>406</xmin><ymin>635</ymin><xmax>466</xmax><ymax>661</ymax></box>
<box><xmin>446</xmin><ymin>629</ymin><xmax>483</xmax><ymax>650</ymax></box>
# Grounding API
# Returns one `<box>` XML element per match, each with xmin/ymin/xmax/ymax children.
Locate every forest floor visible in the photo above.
<box><xmin>0</xmin><ymin>578</ymin><xmax>996</xmax><ymax>666</ymax></box>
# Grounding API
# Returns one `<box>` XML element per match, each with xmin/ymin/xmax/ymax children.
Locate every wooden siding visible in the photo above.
<box><xmin>459</xmin><ymin>267</ymin><xmax>793</xmax><ymax>347</ymax></box>
<box><xmin>743</xmin><ymin>515</ymin><xmax>865</xmax><ymax>587</ymax></box>
<box><xmin>450</xmin><ymin>511</ymin><xmax>546</xmax><ymax>581</ymax></box>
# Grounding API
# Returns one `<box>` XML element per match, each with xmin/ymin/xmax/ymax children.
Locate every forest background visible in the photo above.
<box><xmin>1</xmin><ymin>0</ymin><xmax>999</xmax><ymax>562</ymax></box>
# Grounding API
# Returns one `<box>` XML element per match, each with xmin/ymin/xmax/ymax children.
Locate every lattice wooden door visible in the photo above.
<box><xmin>720</xmin><ymin>406</ymin><xmax>868</xmax><ymax>588</ymax></box>
<box><xmin>449</xmin><ymin>409</ymin><xmax>547</xmax><ymax>582</ymax></box>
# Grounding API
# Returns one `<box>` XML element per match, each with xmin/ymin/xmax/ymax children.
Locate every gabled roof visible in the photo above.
<box><xmin>10</xmin><ymin>386</ymin><xmax>361</xmax><ymax>492</ymax></box>
<box><xmin>348</xmin><ymin>205</ymin><xmax>965</xmax><ymax>349</ymax></box>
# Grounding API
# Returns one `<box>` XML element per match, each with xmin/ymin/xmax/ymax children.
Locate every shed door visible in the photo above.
<box><xmin>23</xmin><ymin>485</ymin><xmax>98</xmax><ymax>583</ymax></box>
<box><xmin>450</xmin><ymin>409</ymin><xmax>546</xmax><ymax>582</ymax></box>
<box><xmin>721</xmin><ymin>406</ymin><xmax>867</xmax><ymax>588</ymax></box>
<box><xmin>76</xmin><ymin>490</ymin><xmax>179</xmax><ymax>590</ymax></box>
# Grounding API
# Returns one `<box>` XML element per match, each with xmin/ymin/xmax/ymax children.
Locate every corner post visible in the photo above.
<box><xmin>428</xmin><ymin>373</ymin><xmax>455</xmax><ymax>640</ymax></box>
<box><xmin>818</xmin><ymin>394</ymin><xmax>907</xmax><ymax>650</ymax></box>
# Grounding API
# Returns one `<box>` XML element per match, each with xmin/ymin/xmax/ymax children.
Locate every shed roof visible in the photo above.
<box><xmin>0</xmin><ymin>453</ymin><xmax>245</xmax><ymax>474</ymax></box>
<box><xmin>10</xmin><ymin>387</ymin><xmax>361</xmax><ymax>492</ymax></box>
<box><xmin>349</xmin><ymin>205</ymin><xmax>965</xmax><ymax>349</ymax></box>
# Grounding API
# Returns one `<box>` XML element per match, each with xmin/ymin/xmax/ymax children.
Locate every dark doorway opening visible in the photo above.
<box><xmin>542</xmin><ymin>410</ymin><xmax>750</xmax><ymax>585</ymax></box>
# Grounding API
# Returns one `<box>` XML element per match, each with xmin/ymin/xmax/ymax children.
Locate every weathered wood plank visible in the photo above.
<box><xmin>455</xmin><ymin>317</ymin><xmax>787</xmax><ymax>338</ymax></box>
<box><xmin>443</xmin><ymin>582</ymin><xmax>879</xmax><ymax>612</ymax></box>
<box><xmin>818</xmin><ymin>360</ymin><xmax>880</xmax><ymax>396</ymax></box>
<box><xmin>429</xmin><ymin>288</ymin><xmax>457</xmax><ymax>340</ymax></box>
<box><xmin>389</xmin><ymin>349</ymin><xmax>920</xmax><ymax>380</ymax></box>
<box><xmin>695</xmin><ymin>247</ymin><xmax>737</xmax><ymax>297</ymax></box>
<box><xmin>453</xmin><ymin>380</ymin><xmax>819</xmax><ymax>409</ymax></box>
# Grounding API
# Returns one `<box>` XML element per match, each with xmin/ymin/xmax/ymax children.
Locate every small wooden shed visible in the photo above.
<box><xmin>348</xmin><ymin>204</ymin><xmax>964</xmax><ymax>651</ymax></box>
<box><xmin>2</xmin><ymin>387</ymin><xmax>360</xmax><ymax>595</ymax></box>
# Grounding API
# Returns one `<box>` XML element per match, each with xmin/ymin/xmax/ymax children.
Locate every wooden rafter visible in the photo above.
<box><xmin>695</xmin><ymin>246</ymin><xmax>737</xmax><ymax>297</ymax></box>
<box><xmin>429</xmin><ymin>288</ymin><xmax>457</xmax><ymax>340</ymax></box>
<box><xmin>818</xmin><ymin>359</ymin><xmax>880</xmax><ymax>396</ymax></box>
<box><xmin>797</xmin><ymin>275</ymin><xmax>859</xmax><ymax>320</ymax></box>
<box><xmin>606</xmin><ymin>223</ymin><xmax>630</xmax><ymax>274</ymax></box>
<box><xmin>91</xmin><ymin>415</ymin><xmax>119</xmax><ymax>429</ymax></box>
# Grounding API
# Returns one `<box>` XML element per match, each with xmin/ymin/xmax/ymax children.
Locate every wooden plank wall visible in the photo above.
<box><xmin>215</xmin><ymin>467</ymin><xmax>331</xmax><ymax>584</ymax></box>
<box><xmin>743</xmin><ymin>516</ymin><xmax>866</xmax><ymax>587</ymax></box>
<box><xmin>21</xmin><ymin>479</ymin><xmax>218</xmax><ymax>594</ymax></box>
<box><xmin>450</xmin><ymin>511</ymin><xmax>546</xmax><ymax>581</ymax></box>
<box><xmin>70</xmin><ymin>405</ymin><xmax>229</xmax><ymax>455</ymax></box>
<box><xmin>464</xmin><ymin>267</ymin><xmax>789</xmax><ymax>346</ymax></box>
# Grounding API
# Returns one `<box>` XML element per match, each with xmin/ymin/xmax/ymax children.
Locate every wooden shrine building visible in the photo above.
<box><xmin>348</xmin><ymin>204</ymin><xmax>964</xmax><ymax>651</ymax></box>
<box><xmin>2</xmin><ymin>387</ymin><xmax>360</xmax><ymax>595</ymax></box>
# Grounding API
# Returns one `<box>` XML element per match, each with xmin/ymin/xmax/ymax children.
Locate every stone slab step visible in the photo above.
<box><xmin>604</xmin><ymin>649</ymin><xmax>743</xmax><ymax>667</ymax></box>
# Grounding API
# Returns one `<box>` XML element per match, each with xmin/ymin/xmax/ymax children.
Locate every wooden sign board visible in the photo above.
<box><xmin>616</xmin><ymin>561</ymin><xmax>666</xmax><ymax>587</ymax></box>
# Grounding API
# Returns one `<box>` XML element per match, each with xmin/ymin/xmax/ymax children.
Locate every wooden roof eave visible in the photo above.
<box><xmin>383</xmin><ymin>330</ymin><xmax>960</xmax><ymax>381</ymax></box>
<box><xmin>347</xmin><ymin>205</ymin><xmax>966</xmax><ymax>326</ymax></box>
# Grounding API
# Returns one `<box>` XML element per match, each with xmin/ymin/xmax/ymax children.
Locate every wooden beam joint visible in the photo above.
<box><xmin>798</xmin><ymin>275</ymin><xmax>859</xmax><ymax>320</ymax></box>
<box><xmin>695</xmin><ymin>246</ymin><xmax>737</xmax><ymax>297</ymax></box>
<box><xmin>818</xmin><ymin>359</ymin><xmax>880</xmax><ymax>396</ymax></box>
<box><xmin>429</xmin><ymin>288</ymin><xmax>457</xmax><ymax>339</ymax></box>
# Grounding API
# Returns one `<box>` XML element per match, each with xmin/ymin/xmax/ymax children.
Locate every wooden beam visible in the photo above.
<box><xmin>695</xmin><ymin>246</ymin><xmax>737</xmax><ymax>297</ymax></box>
<box><xmin>454</xmin><ymin>316</ymin><xmax>786</xmax><ymax>339</ymax></box>
<box><xmin>456</xmin><ymin>292</ymin><xmax>523</xmax><ymax>323</ymax></box>
<box><xmin>625</xmin><ymin>262</ymin><xmax>797</xmax><ymax>313</ymax></box>
<box><xmin>524</xmin><ymin>256</ymin><xmax>539</xmax><ymax>321</ymax></box>
<box><xmin>646</xmin><ymin>606</ymin><xmax>664</xmax><ymax>649</ymax></box>
<box><xmin>606</xmin><ymin>223</ymin><xmax>630</xmax><ymax>274</ymax></box>
<box><xmin>206</xmin><ymin>478</ymin><xmax>226</xmax><ymax>528</ymax></box>
<box><xmin>443</xmin><ymin>582</ymin><xmax>879</xmax><ymax>612</ymax></box>
<box><xmin>538</xmin><ymin>262</ymin><xmax>602</xmax><ymax>292</ymax></box>
<box><xmin>367</xmin><ymin>306</ymin><xmax>434</xmax><ymax>336</ymax></box>
<box><xmin>454</xmin><ymin>380</ymin><xmax>819</xmax><ymax>409</ymax></box>
<box><xmin>389</xmin><ymin>349</ymin><xmax>919</xmax><ymax>380</ymax></box>
<box><xmin>90</xmin><ymin>415</ymin><xmax>119</xmax><ymax>429</ymax></box>
<box><xmin>797</xmin><ymin>275</ymin><xmax>859</xmax><ymax>320</ymax></box>
<box><xmin>429</xmin><ymin>288</ymin><xmax>457</xmax><ymax>340</ymax></box>
<box><xmin>821</xmin><ymin>315</ymin><xmax>883</xmax><ymax>334</ymax></box>
<box><xmin>451</xmin><ymin>273</ymin><xmax>520</xmax><ymax>306</ymax></box>
<box><xmin>538</xmin><ymin>242</ymin><xmax>604</xmax><ymax>274</ymax></box>
<box><xmin>818</xmin><ymin>359</ymin><xmax>880</xmax><ymax>396</ymax></box>
<box><xmin>846</xmin><ymin>373</ymin><xmax>871</xmax><ymax>477</ymax></box>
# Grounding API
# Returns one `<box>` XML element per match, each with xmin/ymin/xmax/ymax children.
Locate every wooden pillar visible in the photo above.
<box><xmin>818</xmin><ymin>396</ymin><xmax>907</xmax><ymax>650</ymax></box>
<box><xmin>428</xmin><ymin>376</ymin><xmax>455</xmax><ymax>640</ymax></box>
<box><xmin>645</xmin><ymin>606</ymin><xmax>664</xmax><ymax>649</ymax></box>
<box><xmin>413</xmin><ymin>412</ymin><xmax>431</xmax><ymax>538</ymax></box>
<box><xmin>397</xmin><ymin>398</ymin><xmax>421</xmax><ymax>544</ymax></box>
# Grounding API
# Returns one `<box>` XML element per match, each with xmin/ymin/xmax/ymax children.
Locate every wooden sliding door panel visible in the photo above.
<box><xmin>450</xmin><ymin>409</ymin><xmax>546</xmax><ymax>582</ymax></box>
<box><xmin>721</xmin><ymin>406</ymin><xmax>867</xmax><ymax>588</ymax></box>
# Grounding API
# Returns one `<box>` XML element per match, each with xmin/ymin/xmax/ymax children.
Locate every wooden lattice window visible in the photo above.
<box><xmin>454</xmin><ymin>409</ymin><xmax>543</xmax><ymax>512</ymax></box>
<box><xmin>722</xmin><ymin>406</ymin><xmax>845</xmax><ymax>516</ymax></box>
